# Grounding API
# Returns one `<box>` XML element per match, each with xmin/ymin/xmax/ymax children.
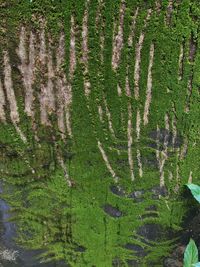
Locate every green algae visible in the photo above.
<box><xmin>0</xmin><ymin>0</ymin><xmax>200</xmax><ymax>266</ymax></box>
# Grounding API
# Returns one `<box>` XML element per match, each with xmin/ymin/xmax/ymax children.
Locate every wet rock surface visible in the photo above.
<box><xmin>126</xmin><ymin>259</ymin><xmax>139</xmax><ymax>267</ymax></box>
<box><xmin>128</xmin><ymin>190</ymin><xmax>145</xmax><ymax>202</ymax></box>
<box><xmin>137</xmin><ymin>223</ymin><xmax>170</xmax><ymax>242</ymax></box>
<box><xmin>103</xmin><ymin>204</ymin><xmax>123</xmax><ymax>218</ymax></box>
<box><xmin>124</xmin><ymin>243</ymin><xmax>147</xmax><ymax>257</ymax></box>
<box><xmin>149</xmin><ymin>128</ymin><xmax>182</xmax><ymax>148</ymax></box>
<box><xmin>110</xmin><ymin>185</ymin><xmax>125</xmax><ymax>197</ymax></box>
<box><xmin>163</xmin><ymin>246</ymin><xmax>185</xmax><ymax>267</ymax></box>
<box><xmin>151</xmin><ymin>185</ymin><xmax>168</xmax><ymax>199</ymax></box>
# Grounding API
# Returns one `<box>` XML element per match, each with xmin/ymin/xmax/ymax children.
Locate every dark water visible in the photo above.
<box><xmin>0</xmin><ymin>183</ymin><xmax>65</xmax><ymax>267</ymax></box>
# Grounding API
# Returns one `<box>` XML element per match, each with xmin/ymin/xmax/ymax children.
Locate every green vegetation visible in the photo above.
<box><xmin>0</xmin><ymin>1</ymin><xmax>200</xmax><ymax>266</ymax></box>
<box><xmin>184</xmin><ymin>239</ymin><xmax>200</xmax><ymax>267</ymax></box>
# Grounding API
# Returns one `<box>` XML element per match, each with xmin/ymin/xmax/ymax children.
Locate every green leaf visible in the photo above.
<box><xmin>186</xmin><ymin>184</ymin><xmax>200</xmax><ymax>203</ymax></box>
<box><xmin>184</xmin><ymin>239</ymin><xmax>199</xmax><ymax>267</ymax></box>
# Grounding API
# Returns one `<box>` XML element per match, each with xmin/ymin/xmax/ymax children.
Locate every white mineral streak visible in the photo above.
<box><xmin>82</xmin><ymin>6</ymin><xmax>91</xmax><ymax>96</ymax></box>
<box><xmin>136</xmin><ymin>109</ymin><xmax>142</xmax><ymax>177</ymax></box>
<box><xmin>156</xmin><ymin>117</ymin><xmax>169</xmax><ymax>187</ymax></box>
<box><xmin>17</xmin><ymin>27</ymin><xmax>35</xmax><ymax>118</ymax></box>
<box><xmin>137</xmin><ymin>149</ymin><xmax>143</xmax><ymax>177</ymax></box>
<box><xmin>188</xmin><ymin>171</ymin><xmax>193</xmax><ymax>183</ymax></box>
<box><xmin>128</xmin><ymin>7</ymin><xmax>139</xmax><ymax>47</ymax></box>
<box><xmin>127</xmin><ymin>102</ymin><xmax>134</xmax><ymax>181</ymax></box>
<box><xmin>117</xmin><ymin>84</ymin><xmax>122</xmax><ymax>97</ymax></box>
<box><xmin>98</xmin><ymin>141</ymin><xmax>118</xmax><ymax>182</ymax></box>
<box><xmin>178</xmin><ymin>43</ymin><xmax>184</xmax><ymax>81</ymax></box>
<box><xmin>175</xmin><ymin>163</ymin><xmax>180</xmax><ymax>192</ymax></box>
<box><xmin>136</xmin><ymin>108</ymin><xmax>141</xmax><ymax>140</ymax></box>
<box><xmin>155</xmin><ymin>0</ymin><xmax>162</xmax><ymax>13</ymax></box>
<box><xmin>0</xmin><ymin>79</ymin><xmax>6</xmax><ymax>121</ymax></box>
<box><xmin>168</xmin><ymin>170</ymin><xmax>173</xmax><ymax>181</ymax></box>
<box><xmin>98</xmin><ymin>105</ymin><xmax>103</xmax><ymax>122</ymax></box>
<box><xmin>172</xmin><ymin>114</ymin><xmax>177</xmax><ymax>149</ymax></box>
<box><xmin>39</xmin><ymin>27</ymin><xmax>46</xmax><ymax>65</ymax></box>
<box><xmin>125</xmin><ymin>72</ymin><xmax>131</xmax><ymax>97</ymax></box>
<box><xmin>134</xmin><ymin>9</ymin><xmax>152</xmax><ymax>100</ymax></box>
<box><xmin>4</xmin><ymin>51</ymin><xmax>27</xmax><ymax>143</ymax></box>
<box><xmin>143</xmin><ymin>43</ymin><xmax>154</xmax><ymax>125</ymax></box>
<box><xmin>57</xmin><ymin>152</ymin><xmax>72</xmax><ymax>187</ymax></box>
<box><xmin>47</xmin><ymin>47</ymin><xmax>55</xmax><ymax>112</ymax></box>
<box><xmin>112</xmin><ymin>1</ymin><xmax>126</xmax><ymax>70</ymax></box>
<box><xmin>103</xmin><ymin>97</ymin><xmax>116</xmax><ymax>138</ymax></box>
<box><xmin>69</xmin><ymin>15</ymin><xmax>76</xmax><ymax>78</ymax></box>
<box><xmin>56</xmin><ymin>32</ymin><xmax>73</xmax><ymax>137</ymax></box>
<box><xmin>185</xmin><ymin>78</ymin><xmax>192</xmax><ymax>113</ymax></box>
<box><xmin>4</xmin><ymin>51</ymin><xmax>19</xmax><ymax>124</ymax></box>
<box><xmin>39</xmin><ymin>26</ymin><xmax>50</xmax><ymax>126</ymax></box>
<box><xmin>180</xmin><ymin>137</ymin><xmax>188</xmax><ymax>160</ymax></box>
<box><xmin>166</xmin><ymin>0</ymin><xmax>173</xmax><ymax>25</ymax></box>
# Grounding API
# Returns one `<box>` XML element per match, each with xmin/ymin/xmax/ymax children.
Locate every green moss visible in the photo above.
<box><xmin>1</xmin><ymin>0</ymin><xmax>200</xmax><ymax>266</ymax></box>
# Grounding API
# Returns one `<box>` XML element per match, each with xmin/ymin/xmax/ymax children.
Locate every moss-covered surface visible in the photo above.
<box><xmin>0</xmin><ymin>0</ymin><xmax>200</xmax><ymax>266</ymax></box>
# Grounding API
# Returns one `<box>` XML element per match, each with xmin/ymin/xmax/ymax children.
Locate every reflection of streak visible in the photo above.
<box><xmin>134</xmin><ymin>9</ymin><xmax>152</xmax><ymax>100</ymax></box>
<box><xmin>98</xmin><ymin>141</ymin><xmax>118</xmax><ymax>182</ymax></box>
<box><xmin>143</xmin><ymin>43</ymin><xmax>154</xmax><ymax>126</ymax></box>
<box><xmin>0</xmin><ymin>183</ymin><xmax>16</xmax><ymax>247</ymax></box>
<box><xmin>127</xmin><ymin>103</ymin><xmax>134</xmax><ymax>181</ymax></box>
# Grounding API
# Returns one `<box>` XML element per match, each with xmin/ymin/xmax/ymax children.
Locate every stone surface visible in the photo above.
<box><xmin>103</xmin><ymin>204</ymin><xmax>123</xmax><ymax>218</ymax></box>
<box><xmin>124</xmin><ymin>243</ymin><xmax>147</xmax><ymax>257</ymax></box>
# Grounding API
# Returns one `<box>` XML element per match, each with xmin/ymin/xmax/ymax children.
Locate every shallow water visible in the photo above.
<box><xmin>0</xmin><ymin>183</ymin><xmax>63</xmax><ymax>267</ymax></box>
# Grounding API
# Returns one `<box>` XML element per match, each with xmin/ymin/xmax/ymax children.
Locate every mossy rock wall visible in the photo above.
<box><xmin>0</xmin><ymin>0</ymin><xmax>200</xmax><ymax>266</ymax></box>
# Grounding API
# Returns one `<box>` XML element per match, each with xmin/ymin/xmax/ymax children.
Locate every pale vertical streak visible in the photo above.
<box><xmin>69</xmin><ymin>15</ymin><xmax>76</xmax><ymax>78</ymax></box>
<box><xmin>188</xmin><ymin>171</ymin><xmax>193</xmax><ymax>183</ymax></box>
<box><xmin>39</xmin><ymin>27</ymin><xmax>46</xmax><ymax>65</ymax></box>
<box><xmin>17</xmin><ymin>27</ymin><xmax>35</xmax><ymax>118</ymax></box>
<box><xmin>39</xmin><ymin>26</ymin><xmax>50</xmax><ymax>126</ymax></box>
<box><xmin>172</xmin><ymin>114</ymin><xmax>177</xmax><ymax>150</ymax></box>
<box><xmin>136</xmin><ymin>108</ymin><xmax>141</xmax><ymax>140</ymax></box>
<box><xmin>82</xmin><ymin>4</ymin><xmax>91</xmax><ymax>96</ymax></box>
<box><xmin>98</xmin><ymin>141</ymin><xmax>118</xmax><ymax>182</ymax></box>
<box><xmin>0</xmin><ymin>79</ymin><xmax>6</xmax><ymax>122</ymax></box>
<box><xmin>117</xmin><ymin>84</ymin><xmax>122</xmax><ymax>97</ymax></box>
<box><xmin>155</xmin><ymin>0</ymin><xmax>162</xmax><ymax>13</ymax></box>
<box><xmin>112</xmin><ymin>1</ymin><xmax>126</xmax><ymax>70</ymax></box>
<box><xmin>56</xmin><ymin>31</ymin><xmax>73</xmax><ymax>138</ymax></box>
<box><xmin>4</xmin><ymin>51</ymin><xmax>27</xmax><ymax>143</ymax></box>
<box><xmin>134</xmin><ymin>9</ymin><xmax>152</xmax><ymax>100</ymax></box>
<box><xmin>158</xmin><ymin>115</ymin><xmax>169</xmax><ymax>187</ymax></box>
<box><xmin>143</xmin><ymin>43</ymin><xmax>154</xmax><ymax>126</ymax></box>
<box><xmin>165</xmin><ymin>0</ymin><xmax>173</xmax><ymax>25</ymax></box>
<box><xmin>103</xmin><ymin>96</ymin><xmax>116</xmax><ymax>138</ymax></box>
<box><xmin>127</xmin><ymin>102</ymin><xmax>135</xmax><ymax>181</ymax></box>
<box><xmin>180</xmin><ymin>137</ymin><xmax>188</xmax><ymax>160</ymax></box>
<box><xmin>137</xmin><ymin>149</ymin><xmax>143</xmax><ymax>177</ymax></box>
<box><xmin>125</xmin><ymin>71</ymin><xmax>131</xmax><ymax>97</ymax></box>
<box><xmin>136</xmin><ymin>108</ymin><xmax>143</xmax><ymax>177</ymax></box>
<box><xmin>178</xmin><ymin>43</ymin><xmax>184</xmax><ymax>81</ymax></box>
<box><xmin>98</xmin><ymin>105</ymin><xmax>103</xmax><ymax>122</ymax></box>
<box><xmin>128</xmin><ymin>7</ymin><xmax>139</xmax><ymax>47</ymax></box>
<box><xmin>56</xmin><ymin>150</ymin><xmax>72</xmax><ymax>187</ymax></box>
<box><xmin>4</xmin><ymin>51</ymin><xmax>19</xmax><ymax>124</ymax></box>
<box><xmin>47</xmin><ymin>47</ymin><xmax>55</xmax><ymax>112</ymax></box>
